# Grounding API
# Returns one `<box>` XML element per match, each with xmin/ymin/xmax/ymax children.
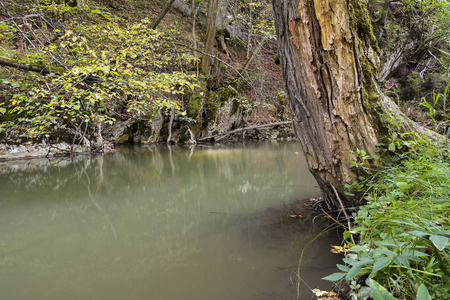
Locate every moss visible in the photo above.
<box><xmin>359</xmin><ymin>55</ymin><xmax>380</xmax><ymax>107</ymax></box>
<box><xmin>186</xmin><ymin>92</ymin><xmax>203</xmax><ymax>116</ymax></box>
<box><xmin>274</xmin><ymin>53</ymin><xmax>280</xmax><ymax>65</ymax></box>
<box><xmin>205</xmin><ymin>91</ymin><xmax>218</xmax><ymax>120</ymax></box>
<box><xmin>189</xmin><ymin>121</ymin><xmax>203</xmax><ymax>137</ymax></box>
<box><xmin>217</xmin><ymin>86</ymin><xmax>237</xmax><ymax>103</ymax></box>
<box><xmin>348</xmin><ymin>0</ymin><xmax>380</xmax><ymax>54</ymax></box>
<box><xmin>215</xmin><ymin>29</ymin><xmax>230</xmax><ymax>39</ymax></box>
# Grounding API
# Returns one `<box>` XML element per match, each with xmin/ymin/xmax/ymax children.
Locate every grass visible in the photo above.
<box><xmin>324</xmin><ymin>132</ymin><xmax>450</xmax><ymax>299</ymax></box>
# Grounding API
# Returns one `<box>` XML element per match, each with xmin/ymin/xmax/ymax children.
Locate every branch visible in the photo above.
<box><xmin>240</xmin><ymin>35</ymin><xmax>269</xmax><ymax>72</ymax></box>
<box><xmin>0</xmin><ymin>55</ymin><xmax>65</xmax><ymax>74</ymax></box>
<box><xmin>197</xmin><ymin>121</ymin><xmax>292</xmax><ymax>142</ymax></box>
<box><xmin>173</xmin><ymin>42</ymin><xmax>260</xmax><ymax>96</ymax></box>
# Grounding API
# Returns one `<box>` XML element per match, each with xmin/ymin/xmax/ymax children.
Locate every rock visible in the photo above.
<box><xmin>0</xmin><ymin>128</ymin><xmax>91</xmax><ymax>161</ymax></box>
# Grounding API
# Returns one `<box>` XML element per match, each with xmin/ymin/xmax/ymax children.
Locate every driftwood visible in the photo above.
<box><xmin>196</xmin><ymin>121</ymin><xmax>292</xmax><ymax>142</ymax></box>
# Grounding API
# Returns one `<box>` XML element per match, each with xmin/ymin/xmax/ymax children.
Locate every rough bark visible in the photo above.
<box><xmin>272</xmin><ymin>0</ymin><xmax>384</xmax><ymax>206</ymax></box>
<box><xmin>201</xmin><ymin>0</ymin><xmax>219</xmax><ymax>76</ymax></box>
<box><xmin>272</xmin><ymin>0</ymin><xmax>437</xmax><ymax>207</ymax></box>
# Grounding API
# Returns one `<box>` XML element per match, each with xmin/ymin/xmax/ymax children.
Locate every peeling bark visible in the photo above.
<box><xmin>272</xmin><ymin>0</ymin><xmax>383</xmax><ymax>206</ymax></box>
<box><xmin>272</xmin><ymin>0</ymin><xmax>437</xmax><ymax>207</ymax></box>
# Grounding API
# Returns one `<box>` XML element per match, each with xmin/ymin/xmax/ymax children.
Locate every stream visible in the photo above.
<box><xmin>0</xmin><ymin>142</ymin><xmax>341</xmax><ymax>300</ymax></box>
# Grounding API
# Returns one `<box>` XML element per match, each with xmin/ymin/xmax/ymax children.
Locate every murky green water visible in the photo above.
<box><xmin>0</xmin><ymin>142</ymin><xmax>341</xmax><ymax>300</ymax></box>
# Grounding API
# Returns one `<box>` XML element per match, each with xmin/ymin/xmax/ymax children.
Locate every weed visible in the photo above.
<box><xmin>324</xmin><ymin>132</ymin><xmax>450</xmax><ymax>299</ymax></box>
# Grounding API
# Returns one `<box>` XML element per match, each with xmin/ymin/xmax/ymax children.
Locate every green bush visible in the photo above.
<box><xmin>324</xmin><ymin>133</ymin><xmax>450</xmax><ymax>299</ymax></box>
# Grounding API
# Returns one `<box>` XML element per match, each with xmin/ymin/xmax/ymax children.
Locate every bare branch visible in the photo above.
<box><xmin>197</xmin><ymin>121</ymin><xmax>292</xmax><ymax>142</ymax></box>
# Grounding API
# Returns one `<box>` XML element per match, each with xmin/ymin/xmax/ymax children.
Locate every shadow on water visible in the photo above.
<box><xmin>0</xmin><ymin>142</ymin><xmax>342</xmax><ymax>300</ymax></box>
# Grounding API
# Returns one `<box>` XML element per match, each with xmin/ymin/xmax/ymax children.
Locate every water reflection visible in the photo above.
<box><xmin>0</xmin><ymin>142</ymin><xmax>341</xmax><ymax>300</ymax></box>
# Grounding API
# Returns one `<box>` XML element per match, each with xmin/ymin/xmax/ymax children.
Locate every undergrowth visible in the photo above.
<box><xmin>324</xmin><ymin>132</ymin><xmax>450</xmax><ymax>299</ymax></box>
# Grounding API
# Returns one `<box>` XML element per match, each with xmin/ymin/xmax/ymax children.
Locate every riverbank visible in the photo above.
<box><xmin>324</xmin><ymin>133</ymin><xmax>450</xmax><ymax>299</ymax></box>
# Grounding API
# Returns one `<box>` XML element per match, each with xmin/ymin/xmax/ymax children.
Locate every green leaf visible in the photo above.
<box><xmin>348</xmin><ymin>245</ymin><xmax>369</xmax><ymax>252</ymax></box>
<box><xmin>368</xmin><ymin>279</ymin><xmax>395</xmax><ymax>300</ymax></box>
<box><xmin>429</xmin><ymin>235</ymin><xmax>448</xmax><ymax>251</ymax></box>
<box><xmin>396</xmin><ymin>182</ymin><xmax>412</xmax><ymax>193</ymax></box>
<box><xmin>393</xmin><ymin>254</ymin><xmax>410</xmax><ymax>268</ymax></box>
<box><xmin>346</xmin><ymin>266</ymin><xmax>362</xmax><ymax>281</ymax></box>
<box><xmin>342</xmin><ymin>258</ymin><xmax>358</xmax><ymax>266</ymax></box>
<box><xmin>373</xmin><ymin>248</ymin><xmax>397</xmax><ymax>256</ymax></box>
<box><xmin>336</xmin><ymin>264</ymin><xmax>350</xmax><ymax>272</ymax></box>
<box><xmin>416</xmin><ymin>284</ymin><xmax>431</xmax><ymax>300</ymax></box>
<box><xmin>388</xmin><ymin>143</ymin><xmax>395</xmax><ymax>151</ymax></box>
<box><xmin>322</xmin><ymin>272</ymin><xmax>346</xmax><ymax>281</ymax></box>
<box><xmin>370</xmin><ymin>256</ymin><xmax>392</xmax><ymax>277</ymax></box>
<box><xmin>403</xmin><ymin>230</ymin><xmax>430</xmax><ymax>238</ymax></box>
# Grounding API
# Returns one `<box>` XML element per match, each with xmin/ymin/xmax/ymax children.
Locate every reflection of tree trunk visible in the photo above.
<box><xmin>201</xmin><ymin>0</ymin><xmax>219</xmax><ymax>75</ymax></box>
<box><xmin>167</xmin><ymin>145</ymin><xmax>176</xmax><ymax>177</ymax></box>
<box><xmin>187</xmin><ymin>144</ymin><xmax>195</xmax><ymax>161</ymax></box>
<box><xmin>167</xmin><ymin>109</ymin><xmax>175</xmax><ymax>144</ymax></box>
<box><xmin>97</xmin><ymin>156</ymin><xmax>104</xmax><ymax>188</ymax></box>
<box><xmin>272</xmin><ymin>0</ymin><xmax>433</xmax><ymax>206</ymax></box>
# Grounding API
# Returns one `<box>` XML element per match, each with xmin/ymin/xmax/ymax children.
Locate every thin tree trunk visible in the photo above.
<box><xmin>377</xmin><ymin>0</ymin><xmax>391</xmax><ymax>39</ymax></box>
<box><xmin>241</xmin><ymin>35</ymin><xmax>269</xmax><ymax>72</ymax></box>
<box><xmin>167</xmin><ymin>109</ymin><xmax>175</xmax><ymax>144</ymax></box>
<box><xmin>191</xmin><ymin>0</ymin><xmax>197</xmax><ymax>49</ymax></box>
<box><xmin>150</xmin><ymin>0</ymin><xmax>176</xmax><ymax>30</ymax></box>
<box><xmin>201</xmin><ymin>0</ymin><xmax>219</xmax><ymax>76</ymax></box>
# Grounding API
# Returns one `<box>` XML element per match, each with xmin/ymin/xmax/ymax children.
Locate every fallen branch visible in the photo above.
<box><xmin>0</xmin><ymin>55</ymin><xmax>65</xmax><ymax>75</ymax></box>
<box><xmin>196</xmin><ymin>121</ymin><xmax>292</xmax><ymax>142</ymax></box>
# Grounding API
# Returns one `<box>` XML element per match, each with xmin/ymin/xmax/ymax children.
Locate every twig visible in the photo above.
<box><xmin>172</xmin><ymin>42</ymin><xmax>261</xmax><ymax>98</ymax></box>
<box><xmin>331</xmin><ymin>184</ymin><xmax>355</xmax><ymax>244</ymax></box>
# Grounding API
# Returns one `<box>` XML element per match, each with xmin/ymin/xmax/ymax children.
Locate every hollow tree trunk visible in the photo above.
<box><xmin>272</xmin><ymin>0</ymin><xmax>384</xmax><ymax>207</ymax></box>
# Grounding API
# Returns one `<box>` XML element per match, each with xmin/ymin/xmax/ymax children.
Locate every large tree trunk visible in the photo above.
<box><xmin>272</xmin><ymin>0</ymin><xmax>435</xmax><ymax>207</ymax></box>
<box><xmin>272</xmin><ymin>0</ymin><xmax>386</xmax><ymax>207</ymax></box>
